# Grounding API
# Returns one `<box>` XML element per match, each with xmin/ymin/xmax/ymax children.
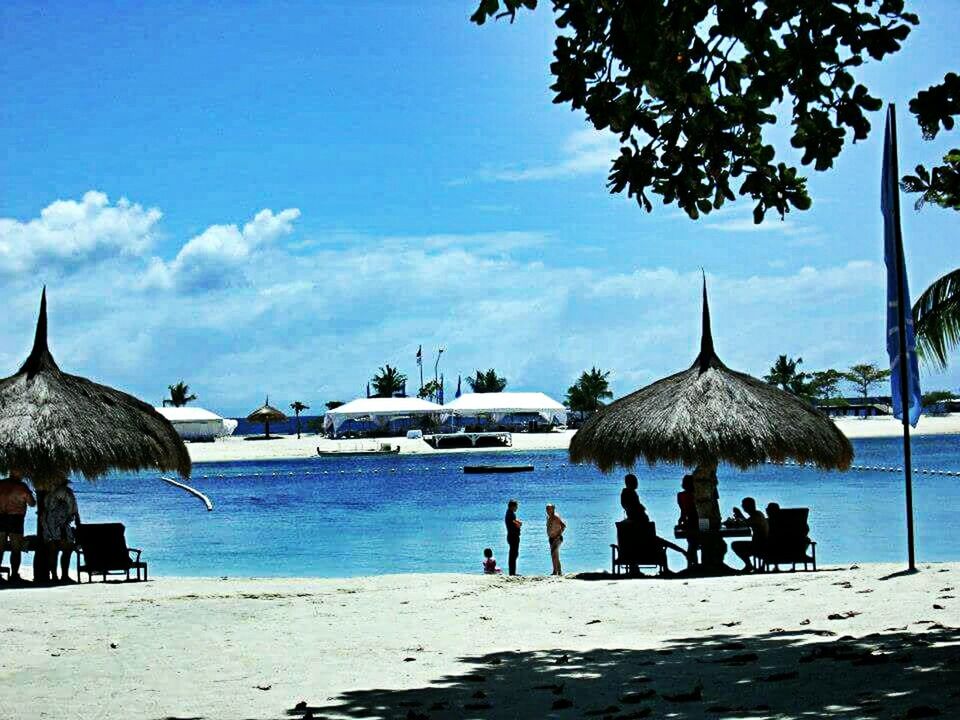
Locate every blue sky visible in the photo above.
<box><xmin>1</xmin><ymin>1</ymin><xmax>957</xmax><ymax>415</ymax></box>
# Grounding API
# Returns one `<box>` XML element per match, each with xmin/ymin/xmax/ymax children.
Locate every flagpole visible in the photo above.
<box><xmin>418</xmin><ymin>346</ymin><xmax>423</xmax><ymax>393</ymax></box>
<box><xmin>888</xmin><ymin>104</ymin><xmax>916</xmax><ymax>571</ymax></box>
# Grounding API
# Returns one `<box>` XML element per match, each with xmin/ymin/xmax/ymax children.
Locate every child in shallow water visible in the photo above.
<box><xmin>482</xmin><ymin>547</ymin><xmax>501</xmax><ymax>574</ymax></box>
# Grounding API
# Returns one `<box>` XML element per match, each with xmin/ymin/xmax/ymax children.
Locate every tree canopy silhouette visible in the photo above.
<box><xmin>843</xmin><ymin>363</ymin><xmax>891</xmax><ymax>399</ymax></box>
<box><xmin>472</xmin><ymin>1</ymin><xmax>959</xmax><ymax>220</ymax></box>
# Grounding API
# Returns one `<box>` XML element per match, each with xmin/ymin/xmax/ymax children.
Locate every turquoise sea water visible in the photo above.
<box><xmin>68</xmin><ymin>435</ymin><xmax>959</xmax><ymax>578</ymax></box>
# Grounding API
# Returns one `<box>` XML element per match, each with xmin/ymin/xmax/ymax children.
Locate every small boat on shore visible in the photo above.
<box><xmin>463</xmin><ymin>465</ymin><xmax>534</xmax><ymax>474</ymax></box>
<box><xmin>316</xmin><ymin>443</ymin><xmax>400</xmax><ymax>457</ymax></box>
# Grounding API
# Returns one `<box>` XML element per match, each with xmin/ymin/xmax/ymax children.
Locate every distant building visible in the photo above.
<box><xmin>818</xmin><ymin>396</ymin><xmax>892</xmax><ymax>418</ymax></box>
<box><xmin>155</xmin><ymin>406</ymin><xmax>238</xmax><ymax>441</ymax></box>
<box><xmin>926</xmin><ymin>397</ymin><xmax>960</xmax><ymax>415</ymax></box>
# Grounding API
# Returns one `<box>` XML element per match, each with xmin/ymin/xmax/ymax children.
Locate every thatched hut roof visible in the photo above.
<box><xmin>569</xmin><ymin>281</ymin><xmax>854</xmax><ymax>473</ymax></box>
<box><xmin>246</xmin><ymin>398</ymin><xmax>286</xmax><ymax>423</ymax></box>
<box><xmin>0</xmin><ymin>290</ymin><xmax>191</xmax><ymax>487</ymax></box>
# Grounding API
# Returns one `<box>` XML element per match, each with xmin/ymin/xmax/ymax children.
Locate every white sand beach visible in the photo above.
<box><xmin>1</xmin><ymin>563</ymin><xmax>956</xmax><ymax>719</ymax></box>
<box><xmin>186</xmin><ymin>414</ymin><xmax>960</xmax><ymax>465</ymax></box>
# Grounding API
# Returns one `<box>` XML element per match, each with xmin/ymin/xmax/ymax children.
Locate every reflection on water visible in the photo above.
<box><xmin>70</xmin><ymin>434</ymin><xmax>959</xmax><ymax>577</ymax></box>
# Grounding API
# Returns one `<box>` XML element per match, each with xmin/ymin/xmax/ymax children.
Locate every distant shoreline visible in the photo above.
<box><xmin>186</xmin><ymin>414</ymin><xmax>960</xmax><ymax>464</ymax></box>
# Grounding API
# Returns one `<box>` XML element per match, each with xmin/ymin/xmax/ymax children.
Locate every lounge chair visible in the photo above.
<box><xmin>611</xmin><ymin>520</ymin><xmax>668</xmax><ymax>576</ymax></box>
<box><xmin>759</xmin><ymin>508</ymin><xmax>816</xmax><ymax>572</ymax></box>
<box><xmin>75</xmin><ymin>523</ymin><xmax>148</xmax><ymax>582</ymax></box>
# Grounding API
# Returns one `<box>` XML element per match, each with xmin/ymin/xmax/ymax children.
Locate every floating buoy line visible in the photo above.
<box><xmin>169</xmin><ymin>461</ymin><xmax>960</xmax><ymax>482</ymax></box>
<box><xmin>767</xmin><ymin>459</ymin><xmax>960</xmax><ymax>476</ymax></box>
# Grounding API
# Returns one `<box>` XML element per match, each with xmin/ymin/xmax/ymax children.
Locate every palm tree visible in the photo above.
<box><xmin>290</xmin><ymin>400</ymin><xmax>310</xmax><ymax>439</ymax></box>
<box><xmin>466</xmin><ymin>369</ymin><xmax>507</xmax><ymax>393</ymax></box>
<box><xmin>565</xmin><ymin>367</ymin><xmax>613</xmax><ymax>412</ymax></box>
<box><xmin>371</xmin><ymin>365</ymin><xmax>407</xmax><ymax>398</ymax></box>
<box><xmin>163</xmin><ymin>381</ymin><xmax>197</xmax><ymax>407</ymax></box>
<box><xmin>913</xmin><ymin>268</ymin><xmax>960</xmax><ymax>370</ymax></box>
<box><xmin>763</xmin><ymin>356</ymin><xmax>805</xmax><ymax>392</ymax></box>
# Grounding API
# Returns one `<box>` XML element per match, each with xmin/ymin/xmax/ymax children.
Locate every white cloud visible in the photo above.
<box><xmin>703</xmin><ymin>206</ymin><xmax>827</xmax><ymax>247</ymax></box>
<box><xmin>143</xmin><ymin>208</ymin><xmax>300</xmax><ymax>292</ymax></box>
<box><xmin>4</xmin><ymin>190</ymin><xmax>953</xmax><ymax>416</ymax></box>
<box><xmin>483</xmin><ymin>129</ymin><xmax>620</xmax><ymax>182</ymax></box>
<box><xmin>0</xmin><ymin>191</ymin><xmax>161</xmax><ymax>275</ymax></box>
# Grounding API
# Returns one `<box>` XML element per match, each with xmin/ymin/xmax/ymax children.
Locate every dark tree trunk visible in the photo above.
<box><xmin>33</xmin><ymin>489</ymin><xmax>50</xmax><ymax>584</ymax></box>
<box><xmin>265</xmin><ymin>420</ymin><xmax>271</xmax><ymax>439</ymax></box>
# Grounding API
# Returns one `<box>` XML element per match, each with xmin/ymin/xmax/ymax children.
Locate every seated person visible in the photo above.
<box><xmin>731</xmin><ymin>497</ymin><xmax>769</xmax><ymax>572</ymax></box>
<box><xmin>482</xmin><ymin>547</ymin><xmax>502</xmax><ymax>574</ymax></box>
<box><xmin>614</xmin><ymin>478</ymin><xmax>686</xmax><ymax>574</ymax></box>
<box><xmin>620</xmin><ymin>474</ymin><xmax>645</xmax><ymax>522</ymax></box>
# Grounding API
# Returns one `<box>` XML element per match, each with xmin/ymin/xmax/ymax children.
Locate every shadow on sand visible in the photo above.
<box><xmin>273</xmin><ymin>625</ymin><xmax>958</xmax><ymax>720</ymax></box>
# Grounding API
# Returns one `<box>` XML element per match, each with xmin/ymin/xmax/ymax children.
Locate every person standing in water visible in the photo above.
<box><xmin>545</xmin><ymin>504</ymin><xmax>566</xmax><ymax>576</ymax></box>
<box><xmin>504</xmin><ymin>499</ymin><xmax>522</xmax><ymax>576</ymax></box>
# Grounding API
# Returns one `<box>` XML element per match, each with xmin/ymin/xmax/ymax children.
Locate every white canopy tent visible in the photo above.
<box><xmin>323</xmin><ymin>397</ymin><xmax>444</xmax><ymax>436</ymax></box>
<box><xmin>442</xmin><ymin>392</ymin><xmax>567</xmax><ymax>426</ymax></box>
<box><xmin>154</xmin><ymin>406</ymin><xmax>238</xmax><ymax>441</ymax></box>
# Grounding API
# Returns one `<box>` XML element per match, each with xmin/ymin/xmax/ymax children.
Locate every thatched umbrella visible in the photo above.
<box><xmin>0</xmin><ymin>289</ymin><xmax>191</xmax><ymax>579</ymax></box>
<box><xmin>246</xmin><ymin>397</ymin><xmax>286</xmax><ymax>438</ymax></box>
<box><xmin>570</xmin><ymin>279</ymin><xmax>852</xmax><ymax>574</ymax></box>
<box><xmin>570</xmin><ymin>280</ymin><xmax>853</xmax><ymax>473</ymax></box>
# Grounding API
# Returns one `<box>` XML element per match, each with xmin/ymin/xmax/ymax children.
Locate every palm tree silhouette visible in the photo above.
<box><xmin>290</xmin><ymin>400</ymin><xmax>310</xmax><ymax>439</ymax></box>
<box><xmin>565</xmin><ymin>367</ymin><xmax>613</xmax><ymax>412</ymax></box>
<box><xmin>163</xmin><ymin>381</ymin><xmax>197</xmax><ymax>407</ymax></box>
<box><xmin>371</xmin><ymin>365</ymin><xmax>407</xmax><ymax>398</ymax></box>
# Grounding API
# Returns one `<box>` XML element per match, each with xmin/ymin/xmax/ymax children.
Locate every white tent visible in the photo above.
<box><xmin>155</xmin><ymin>406</ymin><xmax>238</xmax><ymax>442</ymax></box>
<box><xmin>323</xmin><ymin>397</ymin><xmax>444</xmax><ymax>436</ymax></box>
<box><xmin>442</xmin><ymin>392</ymin><xmax>567</xmax><ymax>426</ymax></box>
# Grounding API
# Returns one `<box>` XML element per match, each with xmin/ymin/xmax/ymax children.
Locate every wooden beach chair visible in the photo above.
<box><xmin>759</xmin><ymin>508</ymin><xmax>816</xmax><ymax>572</ymax></box>
<box><xmin>611</xmin><ymin>520</ymin><xmax>668</xmax><ymax>576</ymax></box>
<box><xmin>76</xmin><ymin>523</ymin><xmax>148</xmax><ymax>582</ymax></box>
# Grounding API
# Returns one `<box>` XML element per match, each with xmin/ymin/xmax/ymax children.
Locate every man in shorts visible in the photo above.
<box><xmin>0</xmin><ymin>471</ymin><xmax>36</xmax><ymax>582</ymax></box>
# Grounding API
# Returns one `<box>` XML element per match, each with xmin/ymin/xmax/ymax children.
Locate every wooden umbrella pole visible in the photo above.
<box><xmin>33</xmin><ymin>489</ymin><xmax>50</xmax><ymax>583</ymax></box>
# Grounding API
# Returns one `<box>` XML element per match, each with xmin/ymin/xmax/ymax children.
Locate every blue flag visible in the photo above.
<box><xmin>455</xmin><ymin>375</ymin><xmax>462</xmax><ymax>399</ymax></box>
<box><xmin>881</xmin><ymin>105</ymin><xmax>922</xmax><ymax>427</ymax></box>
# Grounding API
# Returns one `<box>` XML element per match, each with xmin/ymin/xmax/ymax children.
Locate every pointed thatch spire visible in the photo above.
<box><xmin>694</xmin><ymin>272</ymin><xmax>720</xmax><ymax>373</ymax></box>
<box><xmin>19</xmin><ymin>287</ymin><xmax>58</xmax><ymax>377</ymax></box>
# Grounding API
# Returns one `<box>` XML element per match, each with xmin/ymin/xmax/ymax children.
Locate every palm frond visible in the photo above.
<box><xmin>912</xmin><ymin>268</ymin><xmax>960</xmax><ymax>370</ymax></box>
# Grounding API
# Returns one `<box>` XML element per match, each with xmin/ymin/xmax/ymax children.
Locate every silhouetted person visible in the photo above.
<box><xmin>42</xmin><ymin>481</ymin><xmax>80</xmax><ymax>583</ymax></box>
<box><xmin>545</xmin><ymin>503</ymin><xmax>566</xmax><ymax>576</ymax></box>
<box><xmin>620</xmin><ymin>474</ymin><xmax>645</xmax><ymax>522</ymax></box>
<box><xmin>731</xmin><ymin>497</ymin><xmax>768</xmax><ymax>572</ymax></box>
<box><xmin>677</xmin><ymin>474</ymin><xmax>700</xmax><ymax>567</ymax></box>
<box><xmin>0</xmin><ymin>470</ymin><xmax>36</xmax><ymax>583</ymax></box>
<box><xmin>505</xmin><ymin>499</ymin><xmax>522</xmax><ymax>576</ymax></box>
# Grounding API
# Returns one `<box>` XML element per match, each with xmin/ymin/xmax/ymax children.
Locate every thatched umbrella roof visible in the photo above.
<box><xmin>246</xmin><ymin>398</ymin><xmax>287</xmax><ymax>424</ymax></box>
<box><xmin>0</xmin><ymin>290</ymin><xmax>191</xmax><ymax>488</ymax></box>
<box><xmin>570</xmin><ymin>280</ymin><xmax>853</xmax><ymax>473</ymax></box>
